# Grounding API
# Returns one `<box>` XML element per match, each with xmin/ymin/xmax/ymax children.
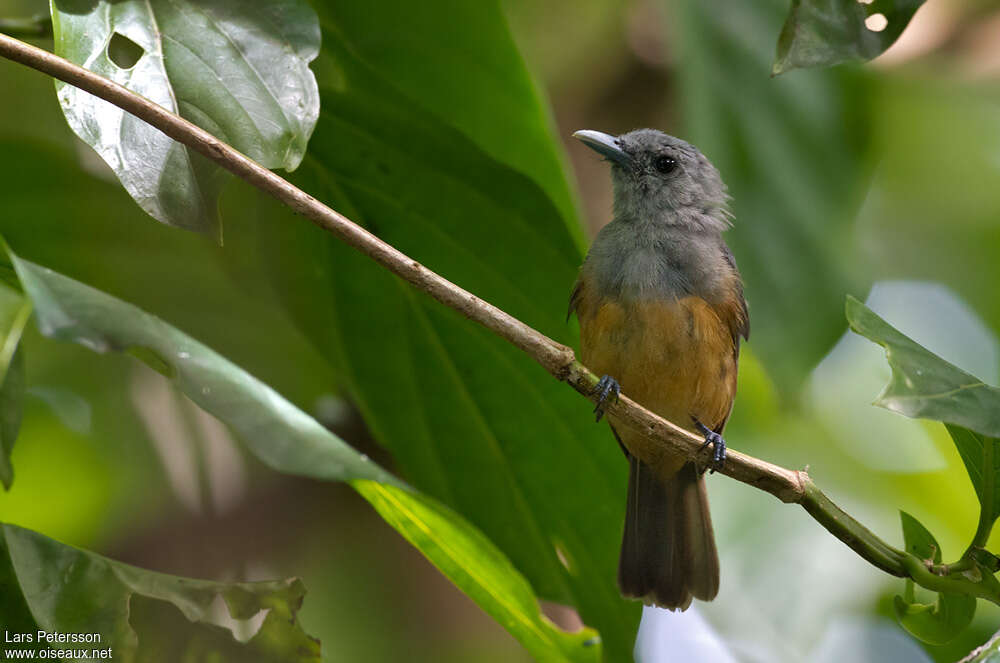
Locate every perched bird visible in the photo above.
<box><xmin>569</xmin><ymin>129</ymin><xmax>748</xmax><ymax>610</ymax></box>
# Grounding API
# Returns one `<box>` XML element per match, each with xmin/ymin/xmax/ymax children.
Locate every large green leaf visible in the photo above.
<box><xmin>355</xmin><ymin>481</ymin><xmax>602</xmax><ymax>663</ymax></box>
<box><xmin>0</xmin><ymin>522</ymin><xmax>321</xmax><ymax>661</ymax></box>
<box><xmin>9</xmin><ymin>251</ymin><xmax>599</xmax><ymax>663</ymax></box>
<box><xmin>315</xmin><ymin>0</ymin><xmax>582</xmax><ymax>243</ymax></box>
<box><xmin>11</xmin><ymin>251</ymin><xmax>393</xmax><ymax>486</ymax></box>
<box><xmin>248</xmin><ymin>18</ymin><xmax>637</xmax><ymax>660</ymax></box>
<box><xmin>671</xmin><ymin>0</ymin><xmax>872</xmax><ymax>394</ymax></box>
<box><xmin>49</xmin><ymin>0</ymin><xmax>320</xmax><ymax>235</ymax></box>
<box><xmin>846</xmin><ymin>296</ymin><xmax>1000</xmax><ymax>438</ymax></box>
<box><xmin>893</xmin><ymin>511</ymin><xmax>977</xmax><ymax>645</ymax></box>
<box><xmin>773</xmin><ymin>0</ymin><xmax>926</xmax><ymax>75</ymax></box>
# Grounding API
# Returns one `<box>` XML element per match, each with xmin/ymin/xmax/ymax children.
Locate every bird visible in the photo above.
<box><xmin>569</xmin><ymin>128</ymin><xmax>748</xmax><ymax>610</ymax></box>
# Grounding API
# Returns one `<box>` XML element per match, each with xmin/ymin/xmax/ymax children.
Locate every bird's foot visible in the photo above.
<box><xmin>694</xmin><ymin>420</ymin><xmax>726</xmax><ymax>473</ymax></box>
<box><xmin>592</xmin><ymin>375</ymin><xmax>621</xmax><ymax>422</ymax></box>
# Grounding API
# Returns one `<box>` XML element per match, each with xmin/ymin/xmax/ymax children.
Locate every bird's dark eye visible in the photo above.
<box><xmin>653</xmin><ymin>155</ymin><xmax>677</xmax><ymax>174</ymax></box>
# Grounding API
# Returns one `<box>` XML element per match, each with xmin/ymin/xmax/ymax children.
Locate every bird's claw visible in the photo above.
<box><xmin>592</xmin><ymin>375</ymin><xmax>621</xmax><ymax>422</ymax></box>
<box><xmin>694</xmin><ymin>420</ymin><xmax>727</xmax><ymax>473</ymax></box>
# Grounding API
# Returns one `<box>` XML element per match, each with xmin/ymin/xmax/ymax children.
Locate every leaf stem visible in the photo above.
<box><xmin>901</xmin><ymin>554</ymin><xmax>999</xmax><ymax>602</ymax></box>
<box><xmin>934</xmin><ymin>558</ymin><xmax>974</xmax><ymax>575</ymax></box>
<box><xmin>0</xmin><ymin>31</ymin><xmax>996</xmax><ymax>607</ymax></box>
<box><xmin>799</xmin><ymin>478</ymin><xmax>907</xmax><ymax>576</ymax></box>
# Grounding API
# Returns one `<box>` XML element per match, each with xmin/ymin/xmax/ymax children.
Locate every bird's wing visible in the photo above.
<box><xmin>567</xmin><ymin>278</ymin><xmax>584</xmax><ymax>322</ymax></box>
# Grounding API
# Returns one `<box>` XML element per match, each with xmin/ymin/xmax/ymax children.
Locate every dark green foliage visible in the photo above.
<box><xmin>7</xmin><ymin>249</ymin><xmax>599</xmax><ymax>662</ymax></box>
<box><xmin>248</xmin><ymin>3</ymin><xmax>641</xmax><ymax>658</ymax></box>
<box><xmin>0</xmin><ymin>523</ymin><xmax>321</xmax><ymax>661</ymax></box>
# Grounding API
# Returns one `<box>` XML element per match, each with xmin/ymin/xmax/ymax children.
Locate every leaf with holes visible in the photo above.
<box><xmin>0</xmin><ymin>522</ymin><xmax>321</xmax><ymax>661</ymax></box>
<box><xmin>8</xmin><ymin>248</ymin><xmax>601</xmax><ymax>663</ymax></box>
<box><xmin>49</xmin><ymin>0</ymin><xmax>320</xmax><ymax>236</ymax></box>
<box><xmin>893</xmin><ymin>512</ymin><xmax>977</xmax><ymax>645</ymax></box>
<box><xmin>773</xmin><ymin>0</ymin><xmax>927</xmax><ymax>75</ymax></box>
<box><xmin>846</xmin><ymin>296</ymin><xmax>1000</xmax><ymax>437</ymax></box>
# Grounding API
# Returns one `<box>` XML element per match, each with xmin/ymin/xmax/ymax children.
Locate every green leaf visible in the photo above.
<box><xmin>900</xmin><ymin>510</ymin><xmax>942</xmax><ymax>563</ymax></box>
<box><xmin>249</xmin><ymin>19</ymin><xmax>637</xmax><ymax>659</ymax></box>
<box><xmin>49</xmin><ymin>0</ymin><xmax>321</xmax><ymax>236</ymax></box>
<box><xmin>673</xmin><ymin>0</ymin><xmax>872</xmax><ymax>394</ymax></box>
<box><xmin>848</xmin><ymin>298</ymin><xmax>1000</xmax><ymax>538</ymax></box>
<box><xmin>846</xmin><ymin>296</ymin><xmax>1000</xmax><ymax>438</ymax></box>
<box><xmin>315</xmin><ymin>0</ymin><xmax>583</xmax><ymax>244</ymax></box>
<box><xmin>8</xmin><ymin>250</ymin><xmax>599</xmax><ymax>663</ymax></box>
<box><xmin>0</xmin><ymin>274</ymin><xmax>30</xmax><ymax>490</ymax></box>
<box><xmin>946</xmin><ymin>425</ymin><xmax>1000</xmax><ymax>538</ymax></box>
<box><xmin>0</xmin><ymin>522</ymin><xmax>321</xmax><ymax>661</ymax></box>
<box><xmin>0</xmin><ymin>525</ymin><xmax>37</xmax><ymax>643</ymax></box>
<box><xmin>893</xmin><ymin>591</ymin><xmax>977</xmax><ymax>645</ymax></box>
<box><xmin>893</xmin><ymin>512</ymin><xmax>977</xmax><ymax>645</ymax></box>
<box><xmin>354</xmin><ymin>481</ymin><xmax>602</xmax><ymax>662</ymax></box>
<box><xmin>11</xmin><ymin>250</ymin><xmax>394</xmax><ymax>486</ymax></box>
<box><xmin>773</xmin><ymin>0</ymin><xmax>926</xmax><ymax>75</ymax></box>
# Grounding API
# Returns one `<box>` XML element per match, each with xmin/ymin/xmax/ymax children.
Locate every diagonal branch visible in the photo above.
<box><xmin>1</xmin><ymin>31</ymin><xmax>995</xmax><ymax>603</ymax></box>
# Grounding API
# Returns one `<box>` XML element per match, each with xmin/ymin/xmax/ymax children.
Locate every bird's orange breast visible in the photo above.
<box><xmin>575</xmin><ymin>283</ymin><xmax>738</xmax><ymax>477</ymax></box>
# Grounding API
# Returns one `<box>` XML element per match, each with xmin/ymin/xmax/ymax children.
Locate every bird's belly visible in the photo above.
<box><xmin>579</xmin><ymin>295</ymin><xmax>736</xmax><ymax>474</ymax></box>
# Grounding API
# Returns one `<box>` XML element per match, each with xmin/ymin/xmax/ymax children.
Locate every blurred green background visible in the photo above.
<box><xmin>2</xmin><ymin>0</ymin><xmax>1000</xmax><ymax>660</ymax></box>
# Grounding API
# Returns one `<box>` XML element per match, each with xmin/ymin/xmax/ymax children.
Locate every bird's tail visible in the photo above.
<box><xmin>618</xmin><ymin>457</ymin><xmax>719</xmax><ymax>610</ymax></box>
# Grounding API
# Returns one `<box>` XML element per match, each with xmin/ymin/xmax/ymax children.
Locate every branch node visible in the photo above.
<box><xmin>793</xmin><ymin>469</ymin><xmax>810</xmax><ymax>500</ymax></box>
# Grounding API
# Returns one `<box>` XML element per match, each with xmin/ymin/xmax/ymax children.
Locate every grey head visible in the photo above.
<box><xmin>574</xmin><ymin>128</ymin><xmax>730</xmax><ymax>233</ymax></box>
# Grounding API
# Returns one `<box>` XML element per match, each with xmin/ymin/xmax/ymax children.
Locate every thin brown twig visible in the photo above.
<box><xmin>0</xmin><ymin>30</ymin><xmax>980</xmax><ymax>593</ymax></box>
